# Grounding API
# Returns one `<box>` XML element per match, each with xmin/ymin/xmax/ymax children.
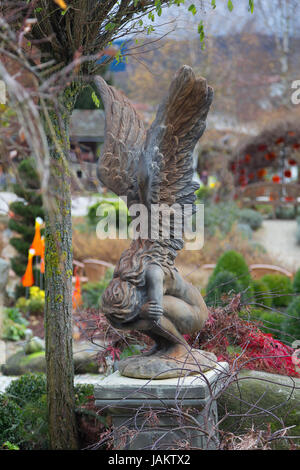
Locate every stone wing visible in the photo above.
<box><xmin>94</xmin><ymin>76</ymin><xmax>145</xmax><ymax>206</ymax></box>
<box><xmin>139</xmin><ymin>66</ymin><xmax>213</xmax><ymax>215</ymax></box>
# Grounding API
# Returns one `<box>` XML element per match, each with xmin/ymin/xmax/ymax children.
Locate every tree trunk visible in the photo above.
<box><xmin>44</xmin><ymin>83</ymin><xmax>81</xmax><ymax>450</ymax></box>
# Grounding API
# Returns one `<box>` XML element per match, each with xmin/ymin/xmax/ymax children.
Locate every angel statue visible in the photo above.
<box><xmin>95</xmin><ymin>66</ymin><xmax>217</xmax><ymax>379</ymax></box>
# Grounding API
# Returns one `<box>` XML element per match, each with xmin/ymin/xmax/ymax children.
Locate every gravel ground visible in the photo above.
<box><xmin>254</xmin><ymin>220</ymin><xmax>300</xmax><ymax>271</ymax></box>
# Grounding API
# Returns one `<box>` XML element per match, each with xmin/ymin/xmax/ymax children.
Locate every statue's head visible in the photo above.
<box><xmin>101</xmin><ymin>277</ymin><xmax>139</xmax><ymax>323</ymax></box>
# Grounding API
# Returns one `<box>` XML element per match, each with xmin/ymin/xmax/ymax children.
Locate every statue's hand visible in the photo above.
<box><xmin>140</xmin><ymin>301</ymin><xmax>164</xmax><ymax>321</ymax></box>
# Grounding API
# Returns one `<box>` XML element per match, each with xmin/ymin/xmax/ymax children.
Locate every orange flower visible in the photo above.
<box><xmin>22</xmin><ymin>249</ymin><xmax>35</xmax><ymax>287</ymax></box>
<box><xmin>31</xmin><ymin>217</ymin><xmax>44</xmax><ymax>257</ymax></box>
<box><xmin>244</xmin><ymin>154</ymin><xmax>251</xmax><ymax>163</ymax></box>
<box><xmin>72</xmin><ymin>273</ymin><xmax>82</xmax><ymax>310</ymax></box>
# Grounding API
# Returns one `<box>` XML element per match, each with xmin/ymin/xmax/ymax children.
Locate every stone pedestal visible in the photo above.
<box><xmin>95</xmin><ymin>362</ymin><xmax>229</xmax><ymax>450</ymax></box>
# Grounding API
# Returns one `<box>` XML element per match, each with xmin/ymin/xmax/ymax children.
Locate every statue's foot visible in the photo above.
<box><xmin>118</xmin><ymin>346</ymin><xmax>217</xmax><ymax>380</ymax></box>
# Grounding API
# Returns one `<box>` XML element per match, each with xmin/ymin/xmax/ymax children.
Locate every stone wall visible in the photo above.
<box><xmin>218</xmin><ymin>369</ymin><xmax>300</xmax><ymax>449</ymax></box>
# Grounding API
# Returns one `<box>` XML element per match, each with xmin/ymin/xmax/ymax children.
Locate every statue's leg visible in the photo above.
<box><xmin>139</xmin><ymin>295</ymin><xmax>205</xmax><ymax>358</ymax></box>
<box><xmin>132</xmin><ymin>310</ymin><xmax>188</xmax><ymax>356</ymax></box>
<box><xmin>150</xmin><ymin>295</ymin><xmax>203</xmax><ymax>358</ymax></box>
<box><xmin>162</xmin><ymin>294</ymin><xmax>207</xmax><ymax>334</ymax></box>
<box><xmin>117</xmin><ymin>294</ymin><xmax>216</xmax><ymax>378</ymax></box>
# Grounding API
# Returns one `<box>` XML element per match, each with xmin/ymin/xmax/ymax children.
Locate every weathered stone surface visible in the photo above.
<box><xmin>118</xmin><ymin>349</ymin><xmax>218</xmax><ymax>380</ymax></box>
<box><xmin>0</xmin><ymin>339</ymin><xmax>5</xmax><ymax>366</ymax></box>
<box><xmin>95</xmin><ymin>362</ymin><xmax>228</xmax><ymax>402</ymax></box>
<box><xmin>73</xmin><ymin>341</ymin><xmax>100</xmax><ymax>374</ymax></box>
<box><xmin>1</xmin><ymin>347</ymin><xmax>100</xmax><ymax>375</ymax></box>
<box><xmin>73</xmin><ymin>353</ymin><xmax>99</xmax><ymax>374</ymax></box>
<box><xmin>24</xmin><ymin>336</ymin><xmax>45</xmax><ymax>355</ymax></box>
<box><xmin>218</xmin><ymin>370</ymin><xmax>300</xmax><ymax>449</ymax></box>
<box><xmin>0</xmin><ymin>258</ymin><xmax>9</xmax><ymax>290</ymax></box>
<box><xmin>1</xmin><ymin>350</ymin><xmax>46</xmax><ymax>375</ymax></box>
<box><xmin>95</xmin><ymin>362</ymin><xmax>228</xmax><ymax>450</ymax></box>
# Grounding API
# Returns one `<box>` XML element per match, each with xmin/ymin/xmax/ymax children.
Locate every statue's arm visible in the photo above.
<box><xmin>140</xmin><ymin>264</ymin><xmax>164</xmax><ymax>321</ymax></box>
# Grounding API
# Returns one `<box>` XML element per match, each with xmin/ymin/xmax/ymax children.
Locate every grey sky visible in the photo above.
<box><xmin>139</xmin><ymin>0</ymin><xmax>300</xmax><ymax>40</ymax></box>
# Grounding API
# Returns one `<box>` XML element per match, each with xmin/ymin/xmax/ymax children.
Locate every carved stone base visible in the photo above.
<box><xmin>118</xmin><ymin>348</ymin><xmax>218</xmax><ymax>379</ymax></box>
<box><xmin>95</xmin><ymin>363</ymin><xmax>229</xmax><ymax>450</ymax></box>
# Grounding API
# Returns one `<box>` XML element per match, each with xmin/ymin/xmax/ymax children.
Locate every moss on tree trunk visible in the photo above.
<box><xmin>44</xmin><ymin>83</ymin><xmax>81</xmax><ymax>450</ymax></box>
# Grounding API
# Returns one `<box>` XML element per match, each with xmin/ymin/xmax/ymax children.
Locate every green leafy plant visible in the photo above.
<box><xmin>293</xmin><ymin>269</ymin><xmax>300</xmax><ymax>294</ymax></box>
<box><xmin>8</xmin><ymin>158</ymin><xmax>44</xmax><ymax>290</ymax></box>
<box><xmin>16</xmin><ymin>286</ymin><xmax>45</xmax><ymax>316</ymax></box>
<box><xmin>2</xmin><ymin>322</ymin><xmax>26</xmax><ymax>341</ymax></box>
<box><xmin>261</xmin><ymin>274</ymin><xmax>293</xmax><ymax>308</ymax></box>
<box><xmin>19</xmin><ymin>395</ymin><xmax>49</xmax><ymax>450</ymax></box>
<box><xmin>205</xmin><ymin>270</ymin><xmax>243</xmax><ymax>307</ymax></box>
<box><xmin>0</xmin><ymin>394</ymin><xmax>22</xmax><ymax>446</ymax></box>
<box><xmin>255</xmin><ymin>204</ymin><xmax>274</xmax><ymax>218</ymax></box>
<box><xmin>211</xmin><ymin>250</ymin><xmax>252</xmax><ymax>290</ymax></box>
<box><xmin>74</xmin><ymin>83</ymin><xmax>104</xmax><ymax>110</ymax></box>
<box><xmin>258</xmin><ymin>311</ymin><xmax>285</xmax><ymax>341</ymax></box>
<box><xmin>74</xmin><ymin>384</ymin><xmax>94</xmax><ymax>406</ymax></box>
<box><xmin>4</xmin><ymin>307</ymin><xmax>28</xmax><ymax>325</ymax></box>
<box><xmin>237</xmin><ymin>223</ymin><xmax>253</xmax><ymax>240</ymax></box>
<box><xmin>250</xmin><ymin>279</ymin><xmax>272</xmax><ymax>308</ymax></box>
<box><xmin>2</xmin><ymin>374</ymin><xmax>96</xmax><ymax>449</ymax></box>
<box><xmin>276</xmin><ymin>206</ymin><xmax>297</xmax><ymax>220</ymax></box>
<box><xmin>2</xmin><ymin>307</ymin><xmax>28</xmax><ymax>341</ymax></box>
<box><xmin>239</xmin><ymin>307</ymin><xmax>266</xmax><ymax>321</ymax></box>
<box><xmin>1</xmin><ymin>441</ymin><xmax>20</xmax><ymax>450</ymax></box>
<box><xmin>238</xmin><ymin>209</ymin><xmax>263</xmax><ymax>231</ymax></box>
<box><xmin>6</xmin><ymin>373</ymin><xmax>46</xmax><ymax>408</ymax></box>
<box><xmin>87</xmin><ymin>199</ymin><xmax>131</xmax><ymax>230</ymax></box>
<box><xmin>283</xmin><ymin>296</ymin><xmax>300</xmax><ymax>341</ymax></box>
<box><xmin>82</xmin><ymin>268</ymin><xmax>113</xmax><ymax>308</ymax></box>
<box><xmin>195</xmin><ymin>185</ymin><xmax>214</xmax><ymax>203</ymax></box>
<box><xmin>296</xmin><ymin>226</ymin><xmax>300</xmax><ymax>246</ymax></box>
<box><xmin>204</xmin><ymin>202</ymin><xmax>240</xmax><ymax>238</ymax></box>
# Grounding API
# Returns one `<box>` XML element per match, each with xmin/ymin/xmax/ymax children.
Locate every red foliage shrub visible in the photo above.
<box><xmin>188</xmin><ymin>299</ymin><xmax>299</xmax><ymax>378</ymax></box>
<box><xmin>76</xmin><ymin>297</ymin><xmax>299</xmax><ymax>378</ymax></box>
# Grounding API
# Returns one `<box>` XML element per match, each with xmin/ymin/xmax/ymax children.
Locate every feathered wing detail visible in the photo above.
<box><xmin>139</xmin><ymin>66</ymin><xmax>213</xmax><ymax>223</ymax></box>
<box><xmin>94</xmin><ymin>76</ymin><xmax>146</xmax><ymax>206</ymax></box>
